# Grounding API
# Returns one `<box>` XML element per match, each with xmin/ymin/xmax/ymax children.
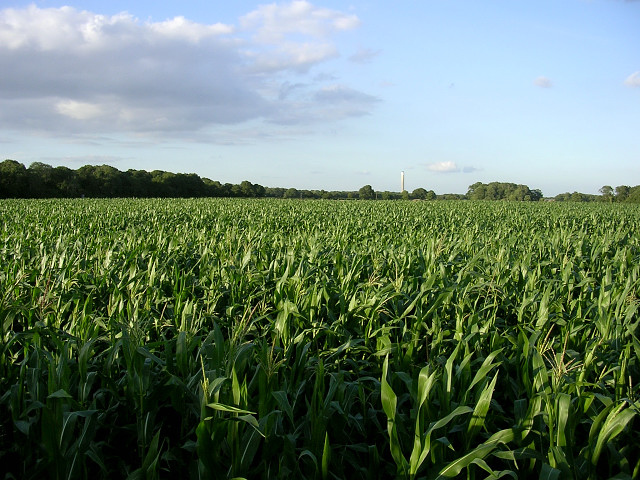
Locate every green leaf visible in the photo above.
<box><xmin>272</xmin><ymin>390</ymin><xmax>294</xmax><ymax>425</ymax></box>
<box><xmin>555</xmin><ymin>393</ymin><xmax>571</xmax><ymax>448</ymax></box>
<box><xmin>466</xmin><ymin>372</ymin><xmax>498</xmax><ymax>448</ymax></box>
<box><xmin>538</xmin><ymin>463</ymin><xmax>561</xmax><ymax>480</ymax></box>
<box><xmin>322</xmin><ymin>432</ymin><xmax>331</xmax><ymax>480</ymax></box>
<box><xmin>468</xmin><ymin>349</ymin><xmax>503</xmax><ymax>392</ymax></box>
<box><xmin>141</xmin><ymin>430</ymin><xmax>161</xmax><ymax>471</ymax></box>
<box><xmin>206</xmin><ymin>402</ymin><xmax>256</xmax><ymax>415</ymax></box>
<box><xmin>381</xmin><ymin>355</ymin><xmax>408</xmax><ymax>474</ymax></box>
<box><xmin>591</xmin><ymin>403</ymin><xmax>636</xmax><ymax>466</ymax></box>
<box><xmin>48</xmin><ymin>389</ymin><xmax>73</xmax><ymax>399</ymax></box>
<box><xmin>413</xmin><ymin>405</ymin><xmax>474</xmax><ymax>476</ymax></box>
<box><xmin>234</xmin><ymin>414</ymin><xmax>264</xmax><ymax>437</ymax></box>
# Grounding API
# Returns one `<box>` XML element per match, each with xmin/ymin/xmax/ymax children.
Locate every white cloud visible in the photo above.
<box><xmin>0</xmin><ymin>3</ymin><xmax>376</xmax><ymax>140</ymax></box>
<box><xmin>246</xmin><ymin>42</ymin><xmax>338</xmax><ymax>73</ymax></box>
<box><xmin>427</xmin><ymin>161</ymin><xmax>459</xmax><ymax>173</ymax></box>
<box><xmin>534</xmin><ymin>76</ymin><xmax>553</xmax><ymax>88</ymax></box>
<box><xmin>56</xmin><ymin>100</ymin><xmax>104</xmax><ymax>120</ymax></box>
<box><xmin>624</xmin><ymin>71</ymin><xmax>640</xmax><ymax>87</ymax></box>
<box><xmin>239</xmin><ymin>1</ymin><xmax>361</xmax><ymax>72</ymax></box>
<box><xmin>149</xmin><ymin>16</ymin><xmax>235</xmax><ymax>41</ymax></box>
<box><xmin>240</xmin><ymin>1</ymin><xmax>360</xmax><ymax>42</ymax></box>
<box><xmin>0</xmin><ymin>6</ymin><xmax>267</xmax><ymax>133</ymax></box>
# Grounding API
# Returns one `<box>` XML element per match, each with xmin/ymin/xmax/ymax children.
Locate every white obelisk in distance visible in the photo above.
<box><xmin>401</xmin><ymin>171</ymin><xmax>405</xmax><ymax>193</ymax></box>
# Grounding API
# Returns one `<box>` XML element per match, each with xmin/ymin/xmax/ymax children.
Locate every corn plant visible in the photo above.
<box><xmin>1</xmin><ymin>198</ymin><xmax>638</xmax><ymax>479</ymax></box>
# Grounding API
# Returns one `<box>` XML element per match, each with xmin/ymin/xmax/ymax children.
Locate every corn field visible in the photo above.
<box><xmin>1</xmin><ymin>198</ymin><xmax>639</xmax><ymax>479</ymax></box>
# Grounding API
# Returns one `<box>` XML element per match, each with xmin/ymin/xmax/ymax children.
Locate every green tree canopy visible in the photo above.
<box><xmin>599</xmin><ymin>185</ymin><xmax>614</xmax><ymax>202</ymax></box>
<box><xmin>283</xmin><ymin>187</ymin><xmax>299</xmax><ymax>199</ymax></box>
<box><xmin>467</xmin><ymin>182</ymin><xmax>542</xmax><ymax>201</ymax></box>
<box><xmin>358</xmin><ymin>185</ymin><xmax>375</xmax><ymax>200</ymax></box>
<box><xmin>0</xmin><ymin>160</ymin><xmax>29</xmax><ymax>198</ymax></box>
<box><xmin>411</xmin><ymin>188</ymin><xmax>428</xmax><ymax>200</ymax></box>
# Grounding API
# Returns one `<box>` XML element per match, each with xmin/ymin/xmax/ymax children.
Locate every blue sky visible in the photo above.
<box><xmin>1</xmin><ymin>0</ymin><xmax>638</xmax><ymax>195</ymax></box>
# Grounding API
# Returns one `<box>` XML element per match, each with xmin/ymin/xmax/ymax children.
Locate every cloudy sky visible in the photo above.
<box><xmin>1</xmin><ymin>0</ymin><xmax>638</xmax><ymax>195</ymax></box>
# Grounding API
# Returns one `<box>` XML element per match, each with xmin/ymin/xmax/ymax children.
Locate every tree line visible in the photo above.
<box><xmin>0</xmin><ymin>160</ymin><xmax>267</xmax><ymax>199</ymax></box>
<box><xmin>551</xmin><ymin>185</ymin><xmax>640</xmax><ymax>203</ymax></box>
<box><xmin>466</xmin><ymin>182</ymin><xmax>543</xmax><ymax>201</ymax></box>
<box><xmin>0</xmin><ymin>160</ymin><xmax>441</xmax><ymax>200</ymax></box>
<box><xmin>2</xmin><ymin>159</ymin><xmax>639</xmax><ymax>202</ymax></box>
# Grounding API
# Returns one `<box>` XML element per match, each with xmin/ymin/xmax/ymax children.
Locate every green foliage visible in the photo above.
<box><xmin>1</xmin><ymin>199</ymin><xmax>639</xmax><ymax>478</ymax></box>
<box><xmin>411</xmin><ymin>188</ymin><xmax>436</xmax><ymax>200</ymax></box>
<box><xmin>467</xmin><ymin>181</ymin><xmax>543</xmax><ymax>201</ymax></box>
<box><xmin>0</xmin><ymin>160</ymin><xmax>266</xmax><ymax>199</ymax></box>
<box><xmin>359</xmin><ymin>185</ymin><xmax>375</xmax><ymax>200</ymax></box>
<box><xmin>0</xmin><ymin>159</ymin><xmax>29</xmax><ymax>198</ymax></box>
<box><xmin>559</xmin><ymin>185</ymin><xmax>640</xmax><ymax>203</ymax></box>
<box><xmin>554</xmin><ymin>191</ymin><xmax>600</xmax><ymax>203</ymax></box>
<box><xmin>283</xmin><ymin>187</ymin><xmax>299</xmax><ymax>199</ymax></box>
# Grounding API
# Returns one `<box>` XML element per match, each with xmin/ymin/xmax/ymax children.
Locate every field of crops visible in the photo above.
<box><xmin>1</xmin><ymin>198</ymin><xmax>639</xmax><ymax>479</ymax></box>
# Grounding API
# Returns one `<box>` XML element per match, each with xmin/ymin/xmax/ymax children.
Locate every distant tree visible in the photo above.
<box><xmin>410</xmin><ymin>188</ymin><xmax>436</xmax><ymax>200</ymax></box>
<box><xmin>223</xmin><ymin>183</ymin><xmax>235</xmax><ymax>197</ymax></box>
<box><xmin>506</xmin><ymin>185</ymin><xmax>527</xmax><ymax>201</ymax></box>
<box><xmin>485</xmin><ymin>183</ymin><xmax>500</xmax><ymax>200</ymax></box>
<box><xmin>467</xmin><ymin>182</ymin><xmax>485</xmax><ymax>200</ymax></box>
<box><xmin>530</xmin><ymin>189</ymin><xmax>543</xmax><ymax>202</ymax></box>
<box><xmin>28</xmin><ymin>162</ymin><xmax>58</xmax><ymax>197</ymax></box>
<box><xmin>467</xmin><ymin>182</ymin><xmax>541</xmax><ymax>201</ymax></box>
<box><xmin>77</xmin><ymin>165</ymin><xmax>127</xmax><ymax>197</ymax></box>
<box><xmin>599</xmin><ymin>185</ymin><xmax>614</xmax><ymax>202</ymax></box>
<box><xmin>253</xmin><ymin>183</ymin><xmax>265</xmax><ymax>197</ymax></box>
<box><xmin>203</xmin><ymin>178</ymin><xmax>224</xmax><ymax>197</ymax></box>
<box><xmin>570</xmin><ymin>191</ymin><xmax>595</xmax><ymax>202</ymax></box>
<box><xmin>126</xmin><ymin>169</ymin><xmax>153</xmax><ymax>197</ymax></box>
<box><xmin>300</xmin><ymin>189</ymin><xmax>318</xmax><ymax>199</ymax></box>
<box><xmin>359</xmin><ymin>185</ymin><xmax>375</xmax><ymax>200</ymax></box>
<box><xmin>25</xmin><ymin>162</ymin><xmax>79</xmax><ymax>197</ymax></box>
<box><xmin>54</xmin><ymin>166</ymin><xmax>79</xmax><ymax>197</ymax></box>
<box><xmin>148</xmin><ymin>170</ymin><xmax>207</xmax><ymax>197</ymax></box>
<box><xmin>439</xmin><ymin>193</ymin><xmax>466</xmax><ymax>200</ymax></box>
<box><xmin>283</xmin><ymin>187</ymin><xmax>299</xmax><ymax>199</ymax></box>
<box><xmin>411</xmin><ymin>188</ymin><xmax>428</xmax><ymax>200</ymax></box>
<box><xmin>240</xmin><ymin>180</ymin><xmax>256</xmax><ymax>197</ymax></box>
<box><xmin>230</xmin><ymin>184</ymin><xmax>243</xmax><ymax>197</ymax></box>
<box><xmin>0</xmin><ymin>160</ymin><xmax>29</xmax><ymax>198</ymax></box>
<box><xmin>174</xmin><ymin>173</ymin><xmax>206</xmax><ymax>197</ymax></box>
<box><xmin>627</xmin><ymin>186</ymin><xmax>640</xmax><ymax>203</ymax></box>
<box><xmin>150</xmin><ymin>170</ymin><xmax>177</xmax><ymax>197</ymax></box>
<box><xmin>615</xmin><ymin>185</ymin><xmax>630</xmax><ymax>202</ymax></box>
<box><xmin>401</xmin><ymin>190</ymin><xmax>410</xmax><ymax>200</ymax></box>
<box><xmin>264</xmin><ymin>187</ymin><xmax>285</xmax><ymax>198</ymax></box>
